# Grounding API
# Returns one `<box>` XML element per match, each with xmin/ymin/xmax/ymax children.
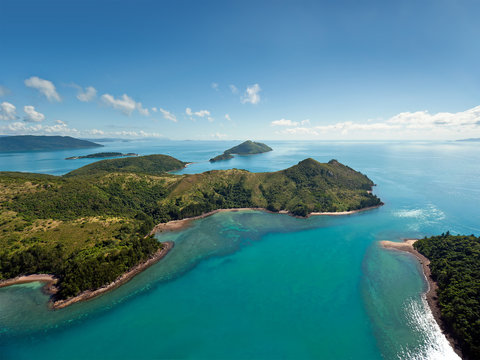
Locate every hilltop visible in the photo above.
<box><xmin>0</xmin><ymin>135</ymin><xmax>102</xmax><ymax>152</ymax></box>
<box><xmin>0</xmin><ymin>155</ymin><xmax>380</xmax><ymax>304</ymax></box>
<box><xmin>209</xmin><ymin>140</ymin><xmax>272</xmax><ymax>162</ymax></box>
<box><xmin>64</xmin><ymin>154</ymin><xmax>186</xmax><ymax>176</ymax></box>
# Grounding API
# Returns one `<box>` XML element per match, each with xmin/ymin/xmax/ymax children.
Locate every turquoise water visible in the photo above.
<box><xmin>1</xmin><ymin>140</ymin><xmax>479</xmax><ymax>359</ymax></box>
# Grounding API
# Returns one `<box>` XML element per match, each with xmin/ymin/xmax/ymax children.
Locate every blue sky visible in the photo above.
<box><xmin>1</xmin><ymin>0</ymin><xmax>479</xmax><ymax>140</ymax></box>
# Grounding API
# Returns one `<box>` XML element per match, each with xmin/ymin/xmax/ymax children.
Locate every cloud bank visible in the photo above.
<box><xmin>277</xmin><ymin>105</ymin><xmax>480</xmax><ymax>139</ymax></box>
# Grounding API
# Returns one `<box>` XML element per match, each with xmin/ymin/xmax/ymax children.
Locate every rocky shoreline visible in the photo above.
<box><xmin>51</xmin><ymin>241</ymin><xmax>174</xmax><ymax>309</ymax></box>
<box><xmin>0</xmin><ymin>242</ymin><xmax>174</xmax><ymax>310</ymax></box>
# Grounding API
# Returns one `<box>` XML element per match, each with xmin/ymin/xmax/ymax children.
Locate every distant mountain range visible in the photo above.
<box><xmin>457</xmin><ymin>138</ymin><xmax>480</xmax><ymax>142</ymax></box>
<box><xmin>209</xmin><ymin>140</ymin><xmax>272</xmax><ymax>162</ymax></box>
<box><xmin>0</xmin><ymin>135</ymin><xmax>103</xmax><ymax>152</ymax></box>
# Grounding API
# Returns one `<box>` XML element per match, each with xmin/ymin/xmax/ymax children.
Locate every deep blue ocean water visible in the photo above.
<box><xmin>0</xmin><ymin>140</ymin><xmax>478</xmax><ymax>359</ymax></box>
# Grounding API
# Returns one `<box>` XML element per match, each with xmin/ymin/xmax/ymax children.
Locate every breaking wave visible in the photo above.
<box><xmin>397</xmin><ymin>298</ymin><xmax>459</xmax><ymax>360</ymax></box>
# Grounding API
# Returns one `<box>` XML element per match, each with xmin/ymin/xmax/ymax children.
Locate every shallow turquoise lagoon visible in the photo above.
<box><xmin>0</xmin><ymin>141</ymin><xmax>478</xmax><ymax>359</ymax></box>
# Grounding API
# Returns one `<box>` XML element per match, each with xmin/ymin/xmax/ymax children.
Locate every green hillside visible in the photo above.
<box><xmin>65</xmin><ymin>154</ymin><xmax>187</xmax><ymax>176</ymax></box>
<box><xmin>414</xmin><ymin>233</ymin><xmax>480</xmax><ymax>359</ymax></box>
<box><xmin>210</xmin><ymin>140</ymin><xmax>272</xmax><ymax>162</ymax></box>
<box><xmin>0</xmin><ymin>155</ymin><xmax>380</xmax><ymax>301</ymax></box>
<box><xmin>0</xmin><ymin>135</ymin><xmax>102</xmax><ymax>152</ymax></box>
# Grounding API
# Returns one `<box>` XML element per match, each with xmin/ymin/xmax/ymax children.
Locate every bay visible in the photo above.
<box><xmin>1</xmin><ymin>140</ymin><xmax>478</xmax><ymax>359</ymax></box>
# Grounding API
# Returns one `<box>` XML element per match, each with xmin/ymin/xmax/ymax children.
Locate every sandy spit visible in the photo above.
<box><xmin>0</xmin><ymin>274</ymin><xmax>58</xmax><ymax>294</ymax></box>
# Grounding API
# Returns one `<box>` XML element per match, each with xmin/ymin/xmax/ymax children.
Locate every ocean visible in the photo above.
<box><xmin>1</xmin><ymin>140</ymin><xmax>478</xmax><ymax>359</ymax></box>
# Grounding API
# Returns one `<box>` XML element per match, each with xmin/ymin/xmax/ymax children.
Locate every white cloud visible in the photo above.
<box><xmin>313</xmin><ymin>121</ymin><xmax>398</xmax><ymax>133</ymax></box>
<box><xmin>24</xmin><ymin>76</ymin><xmax>61</xmax><ymax>102</ymax></box>
<box><xmin>151</xmin><ymin>107</ymin><xmax>158</xmax><ymax>112</ymax></box>
<box><xmin>76</xmin><ymin>86</ymin><xmax>97</xmax><ymax>102</ymax></box>
<box><xmin>0</xmin><ymin>102</ymin><xmax>17</xmax><ymax>121</ymax></box>
<box><xmin>159</xmin><ymin>108</ymin><xmax>177</xmax><ymax>122</ymax></box>
<box><xmin>280</xmin><ymin>127</ymin><xmax>319</xmax><ymax>136</ymax></box>
<box><xmin>241</xmin><ymin>84</ymin><xmax>261</xmax><ymax>104</ymax></box>
<box><xmin>229</xmin><ymin>84</ymin><xmax>238</xmax><ymax>94</ymax></box>
<box><xmin>301</xmin><ymin>119</ymin><xmax>311</xmax><ymax>125</ymax></box>
<box><xmin>211</xmin><ymin>82</ymin><xmax>219</xmax><ymax>91</ymax></box>
<box><xmin>87</xmin><ymin>129</ymin><xmax>105</xmax><ymax>136</ymax></box>
<box><xmin>271</xmin><ymin>118</ymin><xmax>299</xmax><ymax>126</ymax></box>
<box><xmin>137</xmin><ymin>105</ymin><xmax>150</xmax><ymax>116</ymax></box>
<box><xmin>185</xmin><ymin>107</ymin><xmax>212</xmax><ymax>121</ymax></box>
<box><xmin>212</xmin><ymin>132</ymin><xmax>227</xmax><ymax>139</ymax></box>
<box><xmin>195</xmin><ymin>110</ymin><xmax>210</xmax><ymax>117</ymax></box>
<box><xmin>101</xmin><ymin>93</ymin><xmax>149</xmax><ymax>116</ymax></box>
<box><xmin>43</xmin><ymin>121</ymin><xmax>78</xmax><ymax>134</ymax></box>
<box><xmin>23</xmin><ymin>105</ymin><xmax>45</xmax><ymax>122</ymax></box>
<box><xmin>0</xmin><ymin>85</ymin><xmax>11</xmax><ymax>97</ymax></box>
<box><xmin>225</xmin><ymin>114</ymin><xmax>231</xmax><ymax>121</ymax></box>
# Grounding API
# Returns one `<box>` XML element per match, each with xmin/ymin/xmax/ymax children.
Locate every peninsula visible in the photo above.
<box><xmin>66</xmin><ymin>152</ymin><xmax>138</xmax><ymax>160</ymax></box>
<box><xmin>209</xmin><ymin>140</ymin><xmax>272</xmax><ymax>162</ymax></box>
<box><xmin>0</xmin><ymin>155</ymin><xmax>380</xmax><ymax>307</ymax></box>
<box><xmin>0</xmin><ymin>135</ymin><xmax>103</xmax><ymax>152</ymax></box>
<box><xmin>382</xmin><ymin>233</ymin><xmax>480</xmax><ymax>359</ymax></box>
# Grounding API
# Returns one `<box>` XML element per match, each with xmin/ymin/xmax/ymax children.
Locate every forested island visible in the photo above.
<box><xmin>66</xmin><ymin>152</ymin><xmax>138</xmax><ymax>160</ymax></box>
<box><xmin>414</xmin><ymin>233</ymin><xmax>480</xmax><ymax>359</ymax></box>
<box><xmin>0</xmin><ymin>155</ymin><xmax>380</xmax><ymax>307</ymax></box>
<box><xmin>0</xmin><ymin>135</ymin><xmax>102</xmax><ymax>152</ymax></box>
<box><xmin>209</xmin><ymin>140</ymin><xmax>272</xmax><ymax>162</ymax></box>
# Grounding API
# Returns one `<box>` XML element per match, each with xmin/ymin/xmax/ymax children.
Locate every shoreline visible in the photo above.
<box><xmin>1</xmin><ymin>205</ymin><xmax>381</xmax><ymax>310</ymax></box>
<box><xmin>51</xmin><ymin>241</ymin><xmax>174</xmax><ymax>309</ymax></box>
<box><xmin>151</xmin><ymin>204</ymin><xmax>383</xmax><ymax>234</ymax></box>
<box><xmin>380</xmin><ymin>239</ymin><xmax>463</xmax><ymax>358</ymax></box>
<box><xmin>0</xmin><ymin>274</ymin><xmax>58</xmax><ymax>293</ymax></box>
<box><xmin>0</xmin><ymin>242</ymin><xmax>174</xmax><ymax>310</ymax></box>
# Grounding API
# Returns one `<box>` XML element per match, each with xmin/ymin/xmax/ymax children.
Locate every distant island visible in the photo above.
<box><xmin>209</xmin><ymin>140</ymin><xmax>272</xmax><ymax>162</ymax></box>
<box><xmin>0</xmin><ymin>155</ymin><xmax>380</xmax><ymax>308</ymax></box>
<box><xmin>457</xmin><ymin>138</ymin><xmax>480</xmax><ymax>142</ymax></box>
<box><xmin>382</xmin><ymin>234</ymin><xmax>480</xmax><ymax>359</ymax></box>
<box><xmin>66</xmin><ymin>152</ymin><xmax>138</xmax><ymax>160</ymax></box>
<box><xmin>0</xmin><ymin>135</ymin><xmax>103</xmax><ymax>152</ymax></box>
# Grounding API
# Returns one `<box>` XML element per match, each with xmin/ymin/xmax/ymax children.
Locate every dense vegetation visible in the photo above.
<box><xmin>209</xmin><ymin>140</ymin><xmax>272</xmax><ymax>162</ymax></box>
<box><xmin>0</xmin><ymin>155</ymin><xmax>380</xmax><ymax>301</ymax></box>
<box><xmin>0</xmin><ymin>135</ymin><xmax>102</xmax><ymax>152</ymax></box>
<box><xmin>65</xmin><ymin>154</ymin><xmax>186</xmax><ymax>176</ymax></box>
<box><xmin>66</xmin><ymin>152</ymin><xmax>138</xmax><ymax>160</ymax></box>
<box><xmin>414</xmin><ymin>233</ymin><xmax>480</xmax><ymax>359</ymax></box>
